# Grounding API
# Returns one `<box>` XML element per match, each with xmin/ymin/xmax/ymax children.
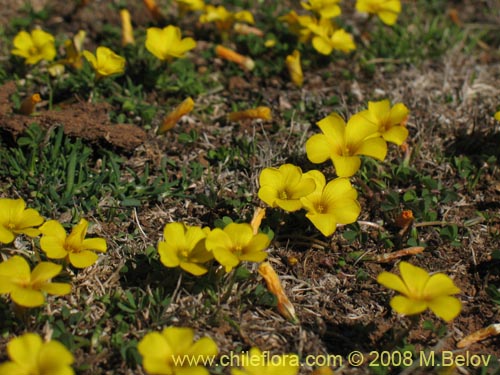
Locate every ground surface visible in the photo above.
<box><xmin>0</xmin><ymin>0</ymin><xmax>500</xmax><ymax>374</ymax></box>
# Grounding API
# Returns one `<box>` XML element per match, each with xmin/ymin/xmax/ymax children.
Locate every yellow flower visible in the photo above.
<box><xmin>176</xmin><ymin>0</ymin><xmax>205</xmax><ymax>14</ymax></box>
<box><xmin>377</xmin><ymin>261</ymin><xmax>462</xmax><ymax>321</ymax></box>
<box><xmin>39</xmin><ymin>219</ymin><xmax>107</xmax><ymax>268</ymax></box>
<box><xmin>159</xmin><ymin>97</ymin><xmax>195</xmax><ymax>134</ymax></box>
<box><xmin>206</xmin><ymin>223</ymin><xmax>270</xmax><ymax>272</ymax></box>
<box><xmin>494</xmin><ymin>111</ymin><xmax>500</xmax><ymax>121</ymax></box>
<box><xmin>301</xmin><ymin>0</ymin><xmax>342</xmax><ymax>19</ymax></box>
<box><xmin>305</xmin><ymin>112</ymin><xmax>387</xmax><ymax>177</ymax></box>
<box><xmin>0</xmin><ymin>333</ymin><xmax>74</xmax><ymax>375</ymax></box>
<box><xmin>357</xmin><ymin>99</ymin><xmax>409</xmax><ymax>145</ymax></box>
<box><xmin>157</xmin><ymin>223</ymin><xmax>213</xmax><ymax>276</ymax></box>
<box><xmin>138</xmin><ymin>326</ymin><xmax>218</xmax><ymax>375</ymax></box>
<box><xmin>200</xmin><ymin>5</ymin><xmax>254</xmax><ymax>32</ymax></box>
<box><xmin>285</xmin><ymin>50</ymin><xmax>304</xmax><ymax>87</ymax></box>
<box><xmin>0</xmin><ymin>198</ymin><xmax>44</xmax><ymax>244</ymax></box>
<box><xmin>311</xmin><ymin>28</ymin><xmax>356</xmax><ymax>55</ymax></box>
<box><xmin>0</xmin><ymin>256</ymin><xmax>71</xmax><ymax>307</ymax></box>
<box><xmin>82</xmin><ymin>46</ymin><xmax>125</xmax><ymax>77</ymax></box>
<box><xmin>258</xmin><ymin>164</ymin><xmax>316</xmax><ymax>212</ymax></box>
<box><xmin>230</xmin><ymin>347</ymin><xmax>299</xmax><ymax>375</ymax></box>
<box><xmin>355</xmin><ymin>0</ymin><xmax>401</xmax><ymax>26</ymax></box>
<box><xmin>280</xmin><ymin>11</ymin><xmax>319</xmax><ymax>43</ymax></box>
<box><xmin>11</xmin><ymin>29</ymin><xmax>56</xmax><ymax>65</ymax></box>
<box><xmin>300</xmin><ymin>170</ymin><xmax>360</xmax><ymax>236</ymax></box>
<box><xmin>145</xmin><ymin>25</ymin><xmax>197</xmax><ymax>61</ymax></box>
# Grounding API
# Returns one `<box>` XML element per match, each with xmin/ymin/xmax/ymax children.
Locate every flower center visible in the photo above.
<box><xmin>279</xmin><ymin>190</ymin><xmax>288</xmax><ymax>200</ymax></box>
<box><xmin>315</xmin><ymin>203</ymin><xmax>326</xmax><ymax>213</ymax></box>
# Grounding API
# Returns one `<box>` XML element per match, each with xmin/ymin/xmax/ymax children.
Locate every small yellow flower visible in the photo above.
<box><xmin>356</xmin><ymin>0</ymin><xmax>401</xmax><ymax>26</ymax></box>
<box><xmin>258</xmin><ymin>164</ymin><xmax>316</xmax><ymax>212</ymax></box>
<box><xmin>231</xmin><ymin>347</ymin><xmax>300</xmax><ymax>375</ymax></box>
<box><xmin>311</xmin><ymin>28</ymin><xmax>356</xmax><ymax>55</ymax></box>
<box><xmin>285</xmin><ymin>50</ymin><xmax>304</xmax><ymax>87</ymax></box>
<box><xmin>82</xmin><ymin>46</ymin><xmax>125</xmax><ymax>77</ymax></box>
<box><xmin>145</xmin><ymin>25</ymin><xmax>197</xmax><ymax>61</ymax></box>
<box><xmin>200</xmin><ymin>5</ymin><xmax>254</xmax><ymax>33</ymax></box>
<box><xmin>0</xmin><ymin>198</ymin><xmax>44</xmax><ymax>244</ymax></box>
<box><xmin>306</xmin><ymin>112</ymin><xmax>387</xmax><ymax>177</ymax></box>
<box><xmin>377</xmin><ymin>261</ymin><xmax>462</xmax><ymax>321</ymax></box>
<box><xmin>159</xmin><ymin>97</ymin><xmax>195</xmax><ymax>134</ymax></box>
<box><xmin>138</xmin><ymin>326</ymin><xmax>218</xmax><ymax>375</ymax></box>
<box><xmin>206</xmin><ymin>223</ymin><xmax>270</xmax><ymax>272</ymax></box>
<box><xmin>176</xmin><ymin>0</ymin><xmax>205</xmax><ymax>14</ymax></box>
<box><xmin>0</xmin><ymin>256</ymin><xmax>71</xmax><ymax>307</ymax></box>
<box><xmin>0</xmin><ymin>333</ymin><xmax>74</xmax><ymax>375</ymax></box>
<box><xmin>301</xmin><ymin>0</ymin><xmax>342</xmax><ymax>19</ymax></box>
<box><xmin>300</xmin><ymin>170</ymin><xmax>360</xmax><ymax>236</ymax></box>
<box><xmin>357</xmin><ymin>99</ymin><xmax>409</xmax><ymax>145</ymax></box>
<box><xmin>158</xmin><ymin>222</ymin><xmax>213</xmax><ymax>276</ymax></box>
<box><xmin>39</xmin><ymin>219</ymin><xmax>107</xmax><ymax>268</ymax></box>
<box><xmin>494</xmin><ymin>111</ymin><xmax>500</xmax><ymax>121</ymax></box>
<box><xmin>11</xmin><ymin>29</ymin><xmax>56</xmax><ymax>65</ymax></box>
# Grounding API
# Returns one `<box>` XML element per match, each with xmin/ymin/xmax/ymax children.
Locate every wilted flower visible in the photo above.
<box><xmin>0</xmin><ymin>255</ymin><xmax>71</xmax><ymax>307</ymax></box>
<box><xmin>138</xmin><ymin>326</ymin><xmax>218</xmax><ymax>375</ymax></box>
<box><xmin>159</xmin><ymin>97</ymin><xmax>195</xmax><ymax>134</ymax></box>
<box><xmin>258</xmin><ymin>164</ymin><xmax>316</xmax><ymax>212</ymax></box>
<box><xmin>230</xmin><ymin>347</ymin><xmax>299</xmax><ymax>375</ymax></box>
<box><xmin>0</xmin><ymin>333</ymin><xmax>74</xmax><ymax>375</ymax></box>
<box><xmin>305</xmin><ymin>112</ymin><xmax>387</xmax><ymax>177</ymax></box>
<box><xmin>120</xmin><ymin>9</ymin><xmax>135</xmax><ymax>46</ymax></box>
<box><xmin>18</xmin><ymin>93</ymin><xmax>42</xmax><ymax>115</ymax></box>
<box><xmin>145</xmin><ymin>25</ymin><xmax>197</xmax><ymax>61</ymax></box>
<box><xmin>39</xmin><ymin>219</ymin><xmax>107</xmax><ymax>268</ymax></box>
<box><xmin>259</xmin><ymin>262</ymin><xmax>298</xmax><ymax>323</ymax></box>
<box><xmin>301</xmin><ymin>0</ymin><xmax>342</xmax><ymax>19</ymax></box>
<box><xmin>285</xmin><ymin>50</ymin><xmax>304</xmax><ymax>87</ymax></box>
<box><xmin>157</xmin><ymin>222</ymin><xmax>213</xmax><ymax>276</ymax></box>
<box><xmin>0</xmin><ymin>198</ymin><xmax>44</xmax><ymax>244</ymax></box>
<box><xmin>82</xmin><ymin>46</ymin><xmax>125</xmax><ymax>77</ymax></box>
<box><xmin>11</xmin><ymin>29</ymin><xmax>56</xmax><ymax>65</ymax></box>
<box><xmin>215</xmin><ymin>45</ymin><xmax>255</xmax><ymax>70</ymax></box>
<box><xmin>300</xmin><ymin>170</ymin><xmax>360</xmax><ymax>236</ymax></box>
<box><xmin>228</xmin><ymin>106</ymin><xmax>271</xmax><ymax>121</ymax></box>
<box><xmin>355</xmin><ymin>0</ymin><xmax>401</xmax><ymax>26</ymax></box>
<box><xmin>356</xmin><ymin>99</ymin><xmax>409</xmax><ymax>145</ymax></box>
<box><xmin>377</xmin><ymin>261</ymin><xmax>462</xmax><ymax>321</ymax></box>
<box><xmin>206</xmin><ymin>223</ymin><xmax>270</xmax><ymax>272</ymax></box>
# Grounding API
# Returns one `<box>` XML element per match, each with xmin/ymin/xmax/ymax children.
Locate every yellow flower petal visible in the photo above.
<box><xmin>427</xmin><ymin>296</ymin><xmax>462</xmax><ymax>322</ymax></box>
<box><xmin>354</xmin><ymin>136</ymin><xmax>387</xmax><ymax>160</ymax></box>
<box><xmin>7</xmin><ymin>333</ymin><xmax>42</xmax><ymax>366</ymax></box>
<box><xmin>38</xmin><ymin>340</ymin><xmax>74</xmax><ymax>369</ymax></box>
<box><xmin>185</xmin><ymin>336</ymin><xmax>219</xmax><ymax>357</ymax></box>
<box><xmin>305</xmin><ymin>212</ymin><xmax>337</xmax><ymax>236</ymax></box>
<box><xmin>306</xmin><ymin>134</ymin><xmax>333</xmax><ymax>164</ymax></box>
<box><xmin>81</xmin><ymin>238</ymin><xmax>107</xmax><ymax>252</ymax></box>
<box><xmin>389</xmin><ymin>295</ymin><xmax>427</xmax><ymax>316</ymax></box>
<box><xmin>180</xmin><ymin>262</ymin><xmax>208</xmax><ymax>276</ymax></box>
<box><xmin>381</xmin><ymin>126</ymin><xmax>408</xmax><ymax>145</ymax></box>
<box><xmin>424</xmin><ymin>273</ymin><xmax>461</xmax><ymax>298</ymax></box>
<box><xmin>213</xmin><ymin>247</ymin><xmax>240</xmax><ymax>272</ymax></box>
<box><xmin>158</xmin><ymin>241</ymin><xmax>181</xmax><ymax>267</ymax></box>
<box><xmin>398</xmin><ymin>261</ymin><xmax>429</xmax><ymax>298</ymax></box>
<box><xmin>0</xmin><ymin>225</ymin><xmax>15</xmax><ymax>244</ymax></box>
<box><xmin>377</xmin><ymin>271</ymin><xmax>409</xmax><ymax>295</ymax></box>
<box><xmin>10</xmin><ymin>286</ymin><xmax>45</xmax><ymax>307</ymax></box>
<box><xmin>30</xmin><ymin>262</ymin><xmax>63</xmax><ymax>284</ymax></box>
<box><xmin>0</xmin><ymin>256</ymin><xmax>31</xmax><ymax>280</ymax></box>
<box><xmin>68</xmin><ymin>250</ymin><xmax>99</xmax><ymax>268</ymax></box>
<box><xmin>163</xmin><ymin>326</ymin><xmax>195</xmax><ymax>353</ymax></box>
<box><xmin>40</xmin><ymin>282</ymin><xmax>72</xmax><ymax>296</ymax></box>
<box><xmin>331</xmin><ymin>155</ymin><xmax>362</xmax><ymax>177</ymax></box>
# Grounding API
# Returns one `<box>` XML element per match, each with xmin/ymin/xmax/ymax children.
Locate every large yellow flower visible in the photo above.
<box><xmin>39</xmin><ymin>219</ymin><xmax>107</xmax><ymax>268</ymax></box>
<box><xmin>306</xmin><ymin>112</ymin><xmax>387</xmax><ymax>177</ymax></box>
<box><xmin>300</xmin><ymin>170</ymin><xmax>360</xmax><ymax>236</ymax></box>
<box><xmin>355</xmin><ymin>0</ymin><xmax>401</xmax><ymax>26</ymax></box>
<box><xmin>357</xmin><ymin>99</ymin><xmax>409</xmax><ymax>145</ymax></box>
<box><xmin>82</xmin><ymin>46</ymin><xmax>125</xmax><ymax>77</ymax></box>
<box><xmin>145</xmin><ymin>25</ymin><xmax>196</xmax><ymax>61</ymax></box>
<box><xmin>0</xmin><ymin>256</ymin><xmax>71</xmax><ymax>307</ymax></box>
<box><xmin>0</xmin><ymin>333</ymin><xmax>74</xmax><ymax>375</ymax></box>
<box><xmin>377</xmin><ymin>261</ymin><xmax>462</xmax><ymax>321</ymax></box>
<box><xmin>11</xmin><ymin>29</ymin><xmax>56</xmax><ymax>65</ymax></box>
<box><xmin>258</xmin><ymin>164</ymin><xmax>316</xmax><ymax>212</ymax></box>
<box><xmin>0</xmin><ymin>198</ymin><xmax>44</xmax><ymax>244</ymax></box>
<box><xmin>138</xmin><ymin>327</ymin><xmax>218</xmax><ymax>375</ymax></box>
<box><xmin>157</xmin><ymin>222</ymin><xmax>213</xmax><ymax>276</ymax></box>
<box><xmin>206</xmin><ymin>223</ymin><xmax>270</xmax><ymax>272</ymax></box>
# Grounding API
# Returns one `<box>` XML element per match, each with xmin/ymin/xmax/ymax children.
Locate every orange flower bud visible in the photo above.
<box><xmin>143</xmin><ymin>0</ymin><xmax>163</xmax><ymax>22</ymax></box>
<box><xmin>120</xmin><ymin>9</ymin><xmax>135</xmax><ymax>46</ymax></box>
<box><xmin>19</xmin><ymin>94</ymin><xmax>41</xmax><ymax>115</ymax></box>
<box><xmin>395</xmin><ymin>209</ymin><xmax>414</xmax><ymax>229</ymax></box>
<box><xmin>158</xmin><ymin>97</ymin><xmax>195</xmax><ymax>134</ymax></box>
<box><xmin>215</xmin><ymin>45</ymin><xmax>254</xmax><ymax>70</ymax></box>
<box><xmin>228</xmin><ymin>107</ymin><xmax>272</xmax><ymax>122</ymax></box>
<box><xmin>258</xmin><ymin>262</ymin><xmax>298</xmax><ymax>323</ymax></box>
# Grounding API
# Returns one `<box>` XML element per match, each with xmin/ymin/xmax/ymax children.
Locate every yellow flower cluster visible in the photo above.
<box><xmin>0</xmin><ymin>197</ymin><xmax>107</xmax><ymax>308</ymax></box>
